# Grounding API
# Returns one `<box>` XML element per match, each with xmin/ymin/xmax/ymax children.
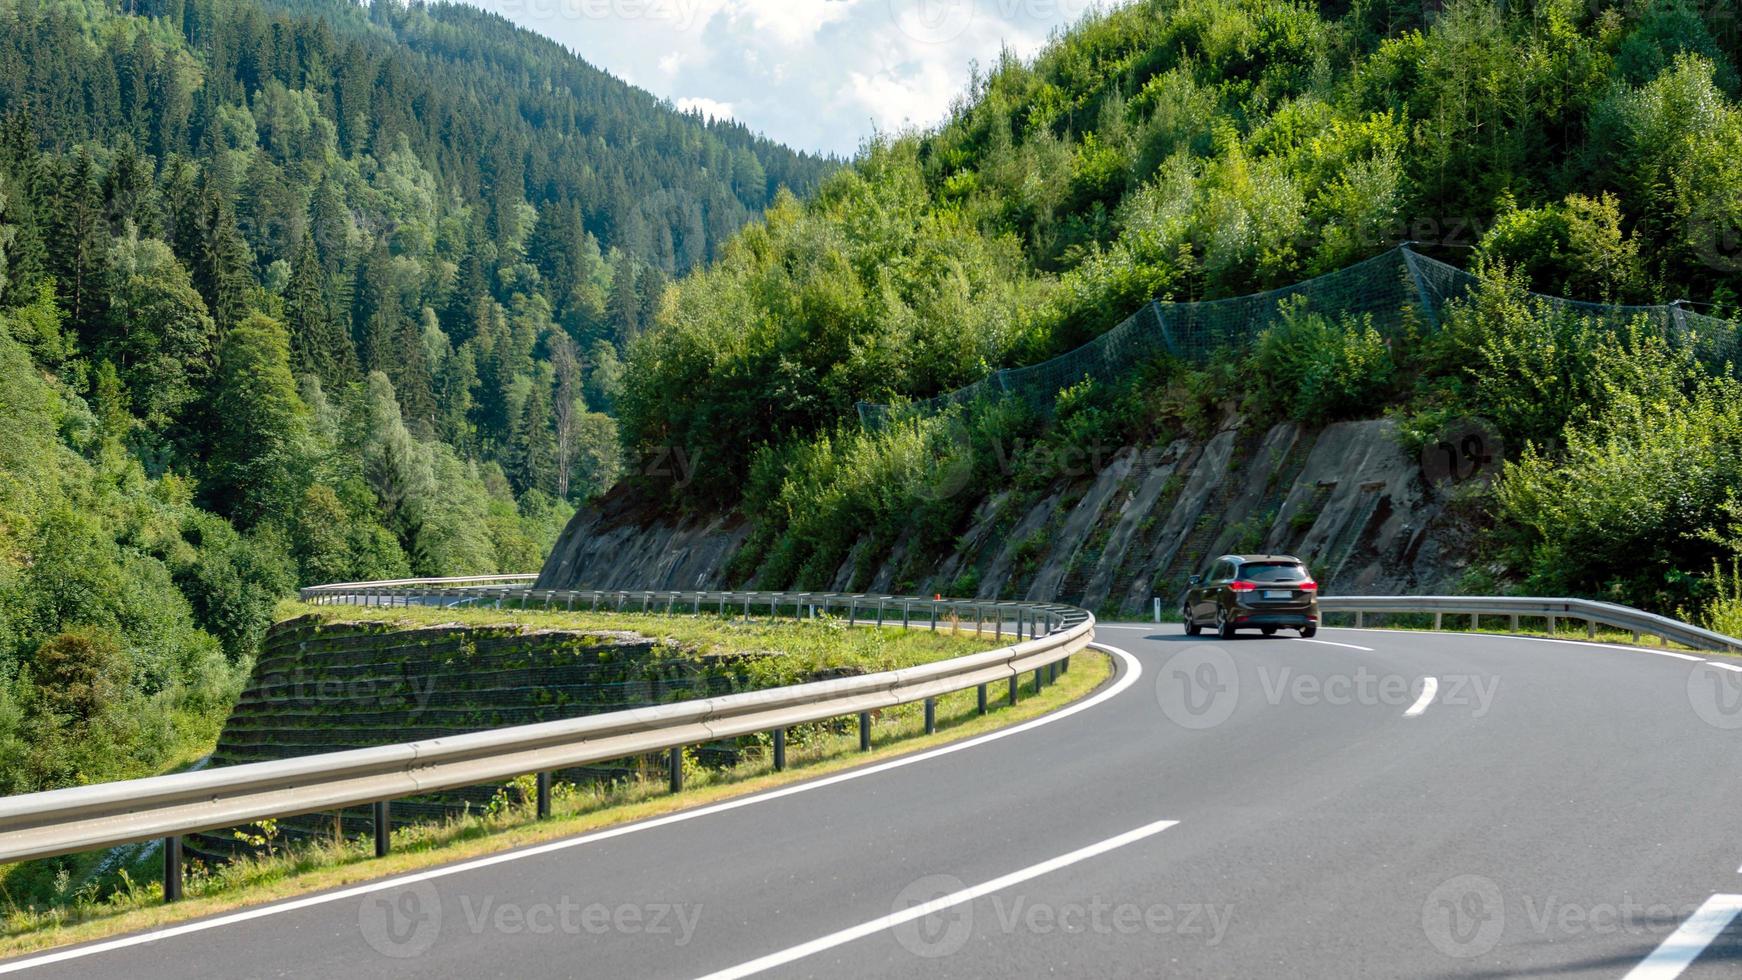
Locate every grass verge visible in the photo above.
<box><xmin>0</xmin><ymin>648</ymin><xmax>1112</xmax><ymax>959</ymax></box>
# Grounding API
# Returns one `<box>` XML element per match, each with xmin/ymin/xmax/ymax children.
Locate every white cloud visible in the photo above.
<box><xmin>675</xmin><ymin>96</ymin><xmax>735</xmax><ymax>121</ymax></box>
<box><xmin>474</xmin><ymin>0</ymin><xmax>1111</xmax><ymax>156</ymax></box>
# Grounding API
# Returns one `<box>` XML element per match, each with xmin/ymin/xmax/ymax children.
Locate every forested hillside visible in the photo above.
<box><xmin>619</xmin><ymin>0</ymin><xmax>1742</xmax><ymax>616</ymax></box>
<box><xmin>0</xmin><ymin>0</ymin><xmax>831</xmax><ymax>793</ymax></box>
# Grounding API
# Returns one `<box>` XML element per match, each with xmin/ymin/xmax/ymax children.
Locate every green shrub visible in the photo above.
<box><xmin>1246</xmin><ymin>297</ymin><xmax>1395</xmax><ymax>425</ymax></box>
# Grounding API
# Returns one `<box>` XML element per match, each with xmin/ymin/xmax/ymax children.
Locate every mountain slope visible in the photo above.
<box><xmin>604</xmin><ymin>0</ymin><xmax>1742</xmax><ymax>618</ymax></box>
<box><xmin>0</xmin><ymin>0</ymin><xmax>834</xmax><ymax>803</ymax></box>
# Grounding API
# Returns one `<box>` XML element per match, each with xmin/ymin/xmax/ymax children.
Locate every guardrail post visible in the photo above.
<box><xmin>903</xmin><ymin>601</ymin><xmax>910</xmax><ymax>629</ymax></box>
<box><xmin>373</xmin><ymin>801</ymin><xmax>391</xmax><ymax>857</ymax></box>
<box><xmin>1433</xmin><ymin>612</ymin><xmax>1443</xmax><ymax>630</ymax></box>
<box><xmin>536</xmin><ymin>772</ymin><xmax>552</xmax><ymax>820</ymax></box>
<box><xmin>995</xmin><ymin>614</ymin><xmax>1003</xmax><ymax>641</ymax></box>
<box><xmin>669</xmin><ymin>747</ymin><xmax>684</xmax><ymax>794</ymax></box>
<box><xmin>1009</xmin><ymin>674</ymin><xmax>1019</xmax><ymax>704</ymax></box>
<box><xmin>930</xmin><ymin>603</ymin><xmax>938</xmax><ymax>631</ymax></box>
<box><xmin>1511</xmin><ymin>613</ymin><xmax>1520</xmax><ymax>632</ymax></box>
<box><xmin>924</xmin><ymin>698</ymin><xmax>936</xmax><ymax>734</ymax></box>
<box><xmin>1034</xmin><ymin>666</ymin><xmax>1045</xmax><ymax>690</ymax></box>
<box><xmin>876</xmin><ymin>603</ymin><xmax>883</xmax><ymax>628</ymax></box>
<box><xmin>1355</xmin><ymin>611</ymin><xmax>1364</xmax><ymax>628</ymax></box>
<box><xmin>1632</xmin><ymin>629</ymin><xmax>1642</xmax><ymax>644</ymax></box>
<box><xmin>773</xmin><ymin>728</ymin><xmax>786</xmax><ymax>771</ymax></box>
<box><xmin>977</xmin><ymin>683</ymin><xmax>988</xmax><ymax>715</ymax></box>
<box><xmin>858</xmin><ymin>712</ymin><xmax>872</xmax><ymax>752</ymax></box>
<box><xmin>1471</xmin><ymin>613</ymin><xmax>1479</xmax><ymax>630</ymax></box>
<box><xmin>849</xmin><ymin>601</ymin><xmax>857</xmax><ymax>626</ymax></box>
<box><xmin>1546</xmin><ymin>614</ymin><xmax>1556</xmax><ymax>635</ymax></box>
<box><xmin>1060</xmin><ymin>654</ymin><xmax>1070</xmax><ymax>675</ymax></box>
<box><xmin>163</xmin><ymin>836</ymin><xmax>183</xmax><ymax>902</ymax></box>
<box><xmin>1586</xmin><ymin>619</ymin><xmax>1596</xmax><ymax>639</ymax></box>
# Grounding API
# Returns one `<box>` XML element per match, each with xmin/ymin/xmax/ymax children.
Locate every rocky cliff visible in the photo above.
<box><xmin>537</xmin><ymin>418</ymin><xmax>1478</xmax><ymax>616</ymax></box>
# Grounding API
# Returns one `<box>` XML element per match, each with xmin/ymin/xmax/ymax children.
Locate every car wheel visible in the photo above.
<box><xmin>1300</xmin><ymin>625</ymin><xmax>1318</xmax><ymax>638</ymax></box>
<box><xmin>1217</xmin><ymin>610</ymin><xmax>1237</xmax><ymax>640</ymax></box>
<box><xmin>1183</xmin><ymin>609</ymin><xmax>1201</xmax><ymax>636</ymax></box>
<box><xmin>1261</xmin><ymin>627</ymin><xmax>1277</xmax><ymax>637</ymax></box>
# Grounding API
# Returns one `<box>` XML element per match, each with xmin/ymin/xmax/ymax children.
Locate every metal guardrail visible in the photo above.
<box><xmin>1318</xmin><ymin>595</ymin><xmax>1742</xmax><ymax>654</ymax></box>
<box><xmin>0</xmin><ymin>583</ymin><xmax>1095</xmax><ymax>902</ymax></box>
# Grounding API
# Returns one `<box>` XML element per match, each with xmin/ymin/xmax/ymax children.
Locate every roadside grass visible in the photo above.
<box><xmin>279</xmin><ymin>599</ymin><xmax>1024</xmax><ymax>675</ymax></box>
<box><xmin>0</xmin><ymin>602</ymin><xmax>1018</xmax><ymax>921</ymax></box>
<box><xmin>0</xmin><ymin>649</ymin><xmax>1111</xmax><ymax>959</ymax></box>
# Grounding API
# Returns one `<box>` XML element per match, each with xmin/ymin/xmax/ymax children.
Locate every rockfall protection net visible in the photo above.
<box><xmin>856</xmin><ymin>245</ymin><xmax>1742</xmax><ymax>428</ymax></box>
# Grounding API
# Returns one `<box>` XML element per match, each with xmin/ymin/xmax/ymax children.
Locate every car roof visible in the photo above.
<box><xmin>1220</xmin><ymin>554</ymin><xmax>1304</xmax><ymax>564</ymax></box>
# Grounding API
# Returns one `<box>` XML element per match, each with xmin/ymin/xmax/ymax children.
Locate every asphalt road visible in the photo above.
<box><xmin>6</xmin><ymin>626</ymin><xmax>1742</xmax><ymax>979</ymax></box>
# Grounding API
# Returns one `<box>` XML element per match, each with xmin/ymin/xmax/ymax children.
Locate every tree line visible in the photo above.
<box><xmin>0</xmin><ymin>0</ymin><xmax>833</xmax><ymax>796</ymax></box>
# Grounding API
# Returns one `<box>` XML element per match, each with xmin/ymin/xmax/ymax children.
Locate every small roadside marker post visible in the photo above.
<box><xmin>1154</xmin><ymin>597</ymin><xmax>1161</xmax><ymax>623</ymax></box>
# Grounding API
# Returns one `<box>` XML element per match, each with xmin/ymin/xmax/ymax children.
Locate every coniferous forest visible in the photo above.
<box><xmin>0</xmin><ymin>0</ymin><xmax>832</xmax><ymax>793</ymax></box>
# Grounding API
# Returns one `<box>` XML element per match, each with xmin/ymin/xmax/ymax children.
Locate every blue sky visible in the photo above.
<box><xmin>470</xmin><ymin>0</ymin><xmax>1108</xmax><ymax>157</ymax></box>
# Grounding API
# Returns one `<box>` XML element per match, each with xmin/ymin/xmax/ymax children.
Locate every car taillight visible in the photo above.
<box><xmin>1229</xmin><ymin>581</ymin><xmax>1256</xmax><ymax>592</ymax></box>
<box><xmin>1299</xmin><ymin>579</ymin><xmax>1318</xmax><ymax>592</ymax></box>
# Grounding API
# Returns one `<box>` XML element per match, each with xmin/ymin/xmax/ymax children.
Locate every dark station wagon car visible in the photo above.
<box><xmin>1182</xmin><ymin>555</ymin><xmax>1320</xmax><ymax>639</ymax></box>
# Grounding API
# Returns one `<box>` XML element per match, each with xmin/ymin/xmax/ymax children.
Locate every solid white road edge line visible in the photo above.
<box><xmin>1404</xmin><ymin>677</ymin><xmax>1439</xmax><ymax>718</ymax></box>
<box><xmin>1623</xmin><ymin>893</ymin><xmax>1742</xmax><ymax>980</ymax></box>
<box><xmin>688</xmin><ymin>818</ymin><xmax>1181</xmax><ymax>980</ymax></box>
<box><xmin>0</xmin><ymin>646</ymin><xmax>1145</xmax><ymax>975</ymax></box>
<box><xmin>1319</xmin><ymin>626</ymin><xmax>1711</xmax><ymax>661</ymax></box>
<box><xmin>1706</xmin><ymin>661</ymin><xmax>1742</xmax><ymax>673</ymax></box>
<box><xmin>1094</xmin><ymin>626</ymin><xmax>1379</xmax><ymax>653</ymax></box>
<box><xmin>1295</xmin><ymin>637</ymin><xmax>1376</xmax><ymax>652</ymax></box>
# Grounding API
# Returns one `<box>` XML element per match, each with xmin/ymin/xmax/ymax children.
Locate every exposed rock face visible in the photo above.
<box><xmin>538</xmin><ymin>485</ymin><xmax>751</xmax><ymax>591</ymax></box>
<box><xmin>538</xmin><ymin>419</ymin><xmax>1473</xmax><ymax>614</ymax></box>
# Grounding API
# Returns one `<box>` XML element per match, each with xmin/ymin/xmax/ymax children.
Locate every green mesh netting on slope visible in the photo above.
<box><xmin>857</xmin><ymin>246</ymin><xmax>1742</xmax><ymax>428</ymax></box>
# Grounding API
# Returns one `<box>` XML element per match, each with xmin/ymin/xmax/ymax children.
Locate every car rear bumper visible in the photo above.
<box><xmin>1228</xmin><ymin>601</ymin><xmax>1319</xmax><ymax>626</ymax></box>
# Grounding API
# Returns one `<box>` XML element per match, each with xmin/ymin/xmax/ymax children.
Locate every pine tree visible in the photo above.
<box><xmin>442</xmin><ymin>232</ymin><xmax>490</xmax><ymax>346</ymax></box>
<box><xmin>606</xmin><ymin>251</ymin><xmax>642</xmax><ymax>342</ymax></box>
<box><xmin>389</xmin><ymin>311</ymin><xmax>435</xmax><ymax>429</ymax></box>
<box><xmin>0</xmin><ymin>112</ymin><xmax>48</xmax><ymax>305</ymax></box>
<box><xmin>47</xmin><ymin>148</ymin><xmax>111</xmax><ymax>345</ymax></box>
<box><xmin>512</xmin><ymin>379</ymin><xmax>557</xmax><ymax>495</ymax></box>
<box><xmin>352</xmin><ymin>244</ymin><xmax>398</xmax><ymax>375</ymax></box>
<box><xmin>194</xmin><ymin>187</ymin><xmax>253</xmax><ymax>332</ymax></box>
<box><xmin>102</xmin><ymin>138</ymin><xmax>159</xmax><ymax>238</ymax></box>
<box><xmin>435</xmin><ymin>341</ymin><xmax>479</xmax><ymax>452</ymax></box>
<box><xmin>549</xmin><ymin>332</ymin><xmax>582</xmax><ymax>500</ymax></box>
<box><xmin>206</xmin><ymin>312</ymin><xmax>308</xmax><ymax>526</ymax></box>
<box><xmin>285</xmin><ymin>238</ymin><xmax>354</xmax><ymax>387</ymax></box>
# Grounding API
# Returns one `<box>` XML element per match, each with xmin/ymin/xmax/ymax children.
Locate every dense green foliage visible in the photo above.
<box><xmin>621</xmin><ymin>0</ymin><xmax>1742</xmax><ymax>618</ymax></box>
<box><xmin>0</xmin><ymin>0</ymin><xmax>832</xmax><ymax>794</ymax></box>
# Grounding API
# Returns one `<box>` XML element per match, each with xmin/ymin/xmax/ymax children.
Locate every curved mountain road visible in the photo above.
<box><xmin>6</xmin><ymin>627</ymin><xmax>1742</xmax><ymax>978</ymax></box>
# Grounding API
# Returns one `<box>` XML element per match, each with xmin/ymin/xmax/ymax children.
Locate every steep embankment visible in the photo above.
<box><xmin>197</xmin><ymin>615</ymin><xmax>753</xmax><ymax>857</ymax></box>
<box><xmin>583</xmin><ymin>1</ymin><xmax>1742</xmax><ymax>619</ymax></box>
<box><xmin>538</xmin><ymin>416</ymin><xmax>1475</xmax><ymax>615</ymax></box>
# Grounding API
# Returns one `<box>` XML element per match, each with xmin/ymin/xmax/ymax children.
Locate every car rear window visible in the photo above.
<box><xmin>1240</xmin><ymin>563</ymin><xmax>1308</xmax><ymax>583</ymax></box>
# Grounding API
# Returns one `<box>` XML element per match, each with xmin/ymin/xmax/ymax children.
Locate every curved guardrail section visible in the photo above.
<box><xmin>0</xmin><ymin>583</ymin><xmax>1096</xmax><ymax>899</ymax></box>
<box><xmin>1319</xmin><ymin>595</ymin><xmax>1742</xmax><ymax>654</ymax></box>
